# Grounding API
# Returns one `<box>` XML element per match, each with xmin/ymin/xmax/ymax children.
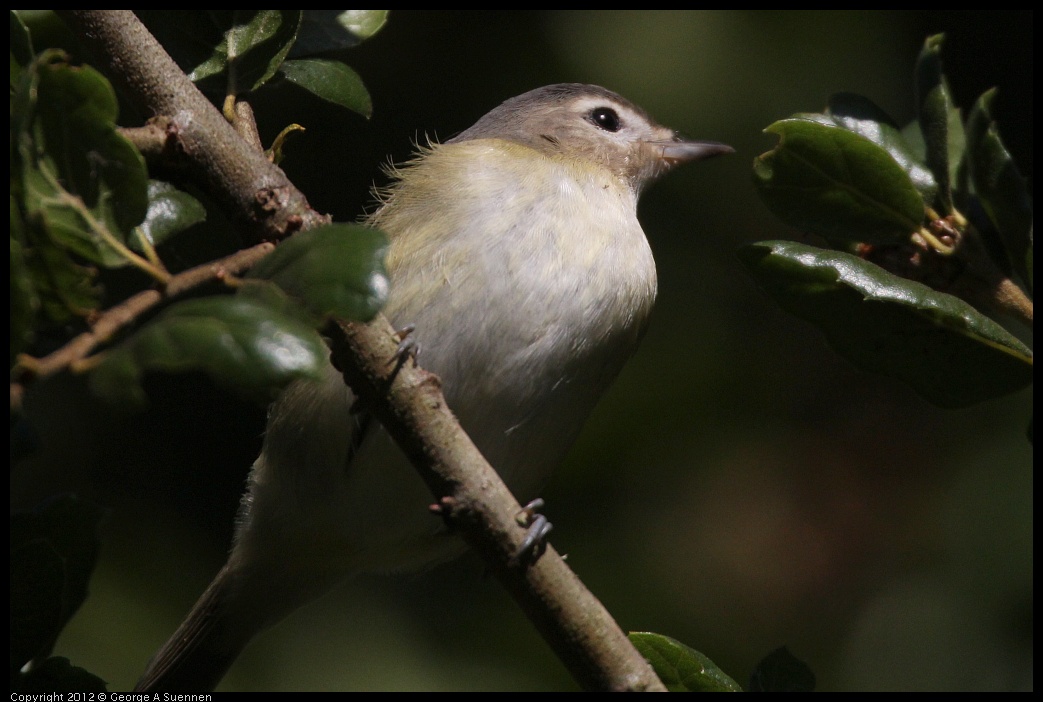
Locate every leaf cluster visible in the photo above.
<box><xmin>10</xmin><ymin>495</ymin><xmax>107</xmax><ymax>692</ymax></box>
<box><xmin>746</xmin><ymin>34</ymin><xmax>1032</xmax><ymax>409</ymax></box>
<box><xmin>10</xmin><ymin>12</ymin><xmax>390</xmax><ymax>689</ymax></box>
<box><xmin>11</xmin><ymin>11</ymin><xmax>390</xmax><ymax>408</ymax></box>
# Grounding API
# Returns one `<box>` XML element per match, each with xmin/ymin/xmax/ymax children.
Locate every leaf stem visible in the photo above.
<box><xmin>132</xmin><ymin>226</ymin><xmax>165</xmax><ymax>269</ymax></box>
<box><xmin>916</xmin><ymin>226</ymin><xmax>956</xmax><ymax>255</ymax></box>
<box><xmin>39</xmin><ymin>165</ymin><xmax>172</xmax><ymax>283</ymax></box>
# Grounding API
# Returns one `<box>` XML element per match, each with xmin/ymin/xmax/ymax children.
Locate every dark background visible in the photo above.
<box><xmin>15</xmin><ymin>10</ymin><xmax>1032</xmax><ymax>691</ymax></box>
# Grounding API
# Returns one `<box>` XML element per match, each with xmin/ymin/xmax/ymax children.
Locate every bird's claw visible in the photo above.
<box><xmin>390</xmin><ymin>324</ymin><xmax>420</xmax><ymax>368</ymax></box>
<box><xmin>514</xmin><ymin>498</ymin><xmax>553</xmax><ymax>565</ymax></box>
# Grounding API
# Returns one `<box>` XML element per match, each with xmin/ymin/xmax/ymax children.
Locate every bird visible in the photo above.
<box><xmin>135</xmin><ymin>83</ymin><xmax>732</xmax><ymax>691</ymax></box>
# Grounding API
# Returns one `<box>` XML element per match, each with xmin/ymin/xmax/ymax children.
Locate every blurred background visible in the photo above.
<box><xmin>14</xmin><ymin>10</ymin><xmax>1032</xmax><ymax>691</ymax></box>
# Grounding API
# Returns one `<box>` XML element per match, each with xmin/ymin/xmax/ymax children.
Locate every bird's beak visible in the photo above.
<box><xmin>656</xmin><ymin>139</ymin><xmax>735</xmax><ymax>167</ymax></box>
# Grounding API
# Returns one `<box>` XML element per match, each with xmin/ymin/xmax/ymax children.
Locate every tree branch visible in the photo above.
<box><xmin>54</xmin><ymin>10</ymin><xmax>666</xmax><ymax>691</ymax></box>
<box><xmin>328</xmin><ymin>319</ymin><xmax>666</xmax><ymax>691</ymax></box>
<box><xmin>10</xmin><ymin>243</ymin><xmax>275</xmax><ymax>411</ymax></box>
<box><xmin>56</xmin><ymin>10</ymin><xmax>329</xmax><ymax>244</ymax></box>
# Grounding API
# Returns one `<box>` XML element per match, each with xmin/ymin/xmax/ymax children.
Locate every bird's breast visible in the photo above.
<box><xmin>373</xmin><ymin>143</ymin><xmax>658</xmax><ymax>491</ymax></box>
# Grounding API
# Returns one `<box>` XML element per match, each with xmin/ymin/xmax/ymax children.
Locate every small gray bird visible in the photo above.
<box><xmin>136</xmin><ymin>83</ymin><xmax>732</xmax><ymax>691</ymax></box>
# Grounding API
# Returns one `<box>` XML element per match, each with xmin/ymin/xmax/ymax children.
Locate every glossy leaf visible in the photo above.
<box><xmin>754</xmin><ymin>119</ymin><xmax>925</xmax><ymax>245</ymax></box>
<box><xmin>292</xmin><ymin>10</ymin><xmax>388</xmax><ymax>56</ymax></box>
<box><xmin>915</xmin><ymin>34</ymin><xmax>964</xmax><ymax>214</ymax></box>
<box><xmin>247</xmin><ymin>223</ymin><xmax>389</xmax><ymax>322</ymax></box>
<box><xmin>739</xmin><ymin>240</ymin><xmax>1033</xmax><ymax>408</ymax></box>
<box><xmin>966</xmin><ymin>89</ymin><xmax>1033</xmax><ymax>288</ymax></box>
<box><xmin>135</xmin><ymin>180</ymin><xmax>207</xmax><ymax>250</ymax></box>
<box><xmin>139</xmin><ymin>11</ymin><xmax>301</xmax><ymax>96</ymax></box>
<box><xmin>10</xmin><ymin>495</ymin><xmax>103</xmax><ymax>669</ymax></box>
<box><xmin>749</xmin><ymin>647</ymin><xmax>816</xmax><ymax>692</ymax></box>
<box><xmin>824</xmin><ymin>93</ymin><xmax>937</xmax><ymax>203</ymax></box>
<box><xmin>278</xmin><ymin>58</ymin><xmax>372</xmax><ymax>118</ymax></box>
<box><xmin>88</xmin><ymin>296</ymin><xmax>326</xmax><ymax>408</ymax></box>
<box><xmin>629</xmin><ymin>632</ymin><xmax>742</xmax><ymax>692</ymax></box>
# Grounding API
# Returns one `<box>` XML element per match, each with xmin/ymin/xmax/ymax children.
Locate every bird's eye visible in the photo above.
<box><xmin>589</xmin><ymin>107</ymin><xmax>621</xmax><ymax>132</ymax></box>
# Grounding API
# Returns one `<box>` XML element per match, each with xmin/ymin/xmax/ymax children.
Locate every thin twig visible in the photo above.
<box><xmin>10</xmin><ymin>242</ymin><xmax>275</xmax><ymax>411</ymax></box>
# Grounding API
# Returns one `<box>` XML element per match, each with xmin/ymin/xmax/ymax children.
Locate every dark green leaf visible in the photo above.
<box><xmin>135</xmin><ymin>180</ymin><xmax>207</xmax><ymax>250</ymax></box>
<box><xmin>10</xmin><ymin>495</ymin><xmax>104</xmax><ymax>671</ymax></box>
<box><xmin>292</xmin><ymin>10</ymin><xmax>388</xmax><ymax>56</ymax></box>
<box><xmin>16</xmin><ymin>52</ymin><xmax>149</xmax><ymax>268</ymax></box>
<box><xmin>88</xmin><ymin>296</ymin><xmax>327</xmax><ymax>409</ymax></box>
<box><xmin>234</xmin><ymin>278</ymin><xmax>320</xmax><ymax>324</ymax></box>
<box><xmin>136</xmin><ymin>11</ymin><xmax>229</xmax><ymax>84</ymax></box>
<box><xmin>10</xmin><ymin>11</ymin><xmax>69</xmax><ymax>56</ymax></box>
<box><xmin>754</xmin><ymin>119</ymin><xmax>925</xmax><ymax>245</ymax></box>
<box><xmin>219</xmin><ymin>10</ymin><xmax>301</xmax><ymax>94</ymax></box>
<box><xmin>966</xmin><ymin>89</ymin><xmax>1033</xmax><ymax>288</ymax></box>
<box><xmin>247</xmin><ymin>223</ymin><xmax>389</xmax><ymax>322</ymax></box>
<box><xmin>9</xmin><ymin>35</ymin><xmax>36</xmax><ymax>141</ymax></box>
<box><xmin>37</xmin><ymin>58</ymin><xmax>148</xmax><ymax>235</ymax></box>
<box><xmin>278</xmin><ymin>58</ymin><xmax>372</xmax><ymax>118</ymax></box>
<box><xmin>10</xmin><ymin>51</ymin><xmax>116</xmax><ymax>322</ymax></box>
<box><xmin>13</xmin><ymin>656</ymin><xmax>107</xmax><ymax>693</ymax></box>
<box><xmin>739</xmin><ymin>240</ymin><xmax>1033</xmax><ymax>408</ymax></box>
<box><xmin>20</xmin><ymin>235</ymin><xmax>100</xmax><ymax>324</ymax></box>
<box><xmin>10</xmin><ymin>539</ymin><xmax>64</xmax><ymax>674</ymax></box>
<box><xmin>10</xmin><ymin>10</ymin><xmax>34</xmax><ymax>73</ymax></box>
<box><xmin>915</xmin><ymin>34</ymin><xmax>964</xmax><ymax>214</ymax></box>
<box><xmin>628</xmin><ymin>632</ymin><xmax>742</xmax><ymax>692</ymax></box>
<box><xmin>749</xmin><ymin>646</ymin><xmax>815</xmax><ymax>692</ymax></box>
<box><xmin>825</xmin><ymin>93</ymin><xmax>937</xmax><ymax>203</ymax></box>
<box><xmin>138</xmin><ymin>11</ymin><xmax>301</xmax><ymax>96</ymax></box>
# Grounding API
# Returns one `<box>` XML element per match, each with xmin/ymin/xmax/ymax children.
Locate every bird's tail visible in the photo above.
<box><xmin>134</xmin><ymin>564</ymin><xmax>258</xmax><ymax>693</ymax></box>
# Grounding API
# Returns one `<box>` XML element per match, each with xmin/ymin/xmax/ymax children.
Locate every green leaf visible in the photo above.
<box><xmin>278</xmin><ymin>58</ymin><xmax>372</xmax><ymax>118</ymax></box>
<box><xmin>247</xmin><ymin>223</ymin><xmax>389</xmax><ymax>322</ymax></box>
<box><xmin>628</xmin><ymin>632</ymin><xmax>742</xmax><ymax>692</ymax></box>
<box><xmin>13</xmin><ymin>656</ymin><xmax>107</xmax><ymax>694</ymax></box>
<box><xmin>10</xmin><ymin>495</ymin><xmax>104</xmax><ymax>671</ymax></box>
<box><xmin>739</xmin><ymin>240</ymin><xmax>1033</xmax><ymax>408</ymax></box>
<box><xmin>15</xmin><ymin>51</ymin><xmax>149</xmax><ymax>268</ymax></box>
<box><xmin>135</xmin><ymin>181</ymin><xmax>207</xmax><ymax>250</ymax></box>
<box><xmin>136</xmin><ymin>11</ymin><xmax>228</xmax><ymax>84</ymax></box>
<box><xmin>139</xmin><ymin>11</ymin><xmax>302</xmax><ymax>96</ymax></box>
<box><xmin>10</xmin><ymin>538</ymin><xmax>64</xmax><ymax>675</ymax></box>
<box><xmin>824</xmin><ymin>93</ymin><xmax>937</xmax><ymax>203</ymax></box>
<box><xmin>292</xmin><ymin>10</ymin><xmax>388</xmax><ymax>56</ymax></box>
<box><xmin>19</xmin><ymin>234</ymin><xmax>100</xmax><ymax>324</ymax></box>
<box><xmin>749</xmin><ymin>646</ymin><xmax>816</xmax><ymax>692</ymax></box>
<box><xmin>9</xmin><ymin>49</ymin><xmax>128</xmax><ymax>324</ymax></box>
<box><xmin>37</xmin><ymin>57</ymin><xmax>149</xmax><ymax>237</ymax></box>
<box><xmin>233</xmin><ymin>278</ymin><xmax>318</xmax><ymax>323</ymax></box>
<box><xmin>219</xmin><ymin>10</ymin><xmax>301</xmax><ymax>94</ymax></box>
<box><xmin>754</xmin><ymin>118</ymin><xmax>926</xmax><ymax>245</ymax></box>
<box><xmin>966</xmin><ymin>89</ymin><xmax>1033</xmax><ymax>288</ymax></box>
<box><xmin>915</xmin><ymin>34</ymin><xmax>964</xmax><ymax>214</ymax></box>
<box><xmin>10</xmin><ymin>10</ymin><xmax>34</xmax><ymax>74</ymax></box>
<box><xmin>88</xmin><ymin>296</ymin><xmax>327</xmax><ymax>409</ymax></box>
